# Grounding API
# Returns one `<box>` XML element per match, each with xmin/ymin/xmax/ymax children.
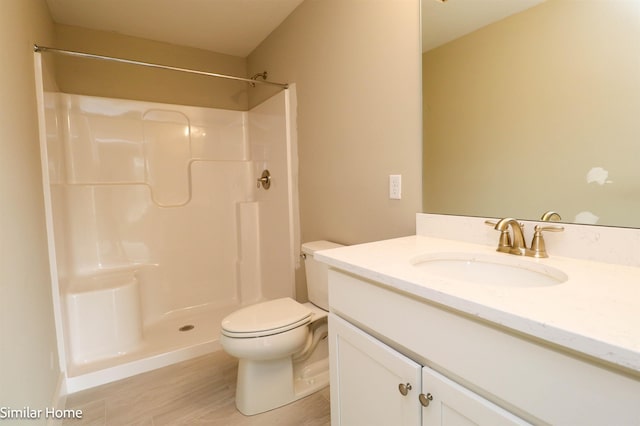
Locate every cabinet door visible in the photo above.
<box><xmin>329</xmin><ymin>314</ymin><xmax>422</xmax><ymax>426</ymax></box>
<box><xmin>421</xmin><ymin>366</ymin><xmax>531</xmax><ymax>426</ymax></box>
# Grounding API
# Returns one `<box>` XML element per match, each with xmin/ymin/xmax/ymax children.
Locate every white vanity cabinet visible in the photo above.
<box><xmin>330</xmin><ymin>314</ymin><xmax>529</xmax><ymax>426</ymax></box>
<box><xmin>328</xmin><ymin>268</ymin><xmax>640</xmax><ymax>425</ymax></box>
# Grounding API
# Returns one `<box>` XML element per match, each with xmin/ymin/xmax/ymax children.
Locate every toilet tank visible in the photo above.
<box><xmin>301</xmin><ymin>240</ymin><xmax>344</xmax><ymax>310</ymax></box>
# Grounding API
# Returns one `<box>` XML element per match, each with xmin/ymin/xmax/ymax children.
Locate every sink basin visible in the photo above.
<box><xmin>410</xmin><ymin>252</ymin><xmax>568</xmax><ymax>287</ymax></box>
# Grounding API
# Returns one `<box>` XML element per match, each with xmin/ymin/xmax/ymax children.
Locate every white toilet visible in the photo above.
<box><xmin>220</xmin><ymin>240</ymin><xmax>343</xmax><ymax>415</ymax></box>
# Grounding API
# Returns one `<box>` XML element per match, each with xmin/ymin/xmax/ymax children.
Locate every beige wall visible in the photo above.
<box><xmin>248</xmin><ymin>0</ymin><xmax>422</xmax><ymax>297</ymax></box>
<box><xmin>423</xmin><ymin>0</ymin><xmax>640</xmax><ymax>227</ymax></box>
<box><xmin>0</xmin><ymin>0</ymin><xmax>60</xmax><ymax>418</ymax></box>
<box><xmin>53</xmin><ymin>24</ymin><xmax>249</xmax><ymax>110</ymax></box>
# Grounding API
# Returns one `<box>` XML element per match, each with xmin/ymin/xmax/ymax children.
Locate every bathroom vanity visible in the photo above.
<box><xmin>317</xmin><ymin>215</ymin><xmax>640</xmax><ymax>425</ymax></box>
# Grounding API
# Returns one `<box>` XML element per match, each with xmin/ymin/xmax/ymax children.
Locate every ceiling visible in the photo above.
<box><xmin>46</xmin><ymin>0</ymin><xmax>546</xmax><ymax>57</ymax></box>
<box><xmin>45</xmin><ymin>0</ymin><xmax>305</xmax><ymax>58</ymax></box>
<box><xmin>422</xmin><ymin>0</ymin><xmax>546</xmax><ymax>52</ymax></box>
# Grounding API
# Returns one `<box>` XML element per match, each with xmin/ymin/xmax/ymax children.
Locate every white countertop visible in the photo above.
<box><xmin>315</xmin><ymin>235</ymin><xmax>640</xmax><ymax>375</ymax></box>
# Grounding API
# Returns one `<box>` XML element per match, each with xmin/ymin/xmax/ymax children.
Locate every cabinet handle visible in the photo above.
<box><xmin>419</xmin><ymin>393</ymin><xmax>433</xmax><ymax>407</ymax></box>
<box><xmin>398</xmin><ymin>383</ymin><xmax>412</xmax><ymax>396</ymax></box>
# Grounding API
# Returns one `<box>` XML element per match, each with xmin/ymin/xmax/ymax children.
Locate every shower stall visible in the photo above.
<box><xmin>34</xmin><ymin>52</ymin><xmax>299</xmax><ymax>393</ymax></box>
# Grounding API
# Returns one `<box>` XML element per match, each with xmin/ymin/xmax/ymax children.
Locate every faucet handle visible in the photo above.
<box><xmin>530</xmin><ymin>224</ymin><xmax>564</xmax><ymax>258</ymax></box>
<box><xmin>485</xmin><ymin>220</ymin><xmax>512</xmax><ymax>253</ymax></box>
<box><xmin>536</xmin><ymin>224</ymin><xmax>564</xmax><ymax>232</ymax></box>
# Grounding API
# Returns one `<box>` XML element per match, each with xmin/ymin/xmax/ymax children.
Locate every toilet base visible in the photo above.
<box><xmin>235</xmin><ymin>345</ymin><xmax>329</xmax><ymax>416</ymax></box>
<box><xmin>236</xmin><ymin>357</ymin><xmax>293</xmax><ymax>415</ymax></box>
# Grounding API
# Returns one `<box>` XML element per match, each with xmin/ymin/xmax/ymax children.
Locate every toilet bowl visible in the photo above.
<box><xmin>220</xmin><ymin>240</ymin><xmax>342</xmax><ymax>415</ymax></box>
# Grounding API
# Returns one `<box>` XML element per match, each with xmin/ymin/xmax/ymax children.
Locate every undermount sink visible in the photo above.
<box><xmin>410</xmin><ymin>252</ymin><xmax>568</xmax><ymax>287</ymax></box>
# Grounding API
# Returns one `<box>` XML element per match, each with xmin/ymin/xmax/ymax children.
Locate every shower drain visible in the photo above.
<box><xmin>179</xmin><ymin>324</ymin><xmax>195</xmax><ymax>332</ymax></box>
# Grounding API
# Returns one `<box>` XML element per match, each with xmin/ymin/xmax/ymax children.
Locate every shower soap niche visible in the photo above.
<box><xmin>65</xmin><ymin>270</ymin><xmax>142</xmax><ymax>365</ymax></box>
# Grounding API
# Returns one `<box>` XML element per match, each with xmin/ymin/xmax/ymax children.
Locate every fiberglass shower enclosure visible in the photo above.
<box><xmin>34</xmin><ymin>53</ymin><xmax>299</xmax><ymax>393</ymax></box>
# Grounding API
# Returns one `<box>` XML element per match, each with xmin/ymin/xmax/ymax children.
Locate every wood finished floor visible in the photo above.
<box><xmin>63</xmin><ymin>351</ymin><xmax>331</xmax><ymax>425</ymax></box>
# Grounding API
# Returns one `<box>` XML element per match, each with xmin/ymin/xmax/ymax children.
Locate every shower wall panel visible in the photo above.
<box><xmin>45</xmin><ymin>93</ymin><xmax>255</xmax><ymax>326</ymax></box>
<box><xmin>36</xmin><ymin>68</ymin><xmax>297</xmax><ymax>386</ymax></box>
<box><xmin>249</xmin><ymin>90</ymin><xmax>298</xmax><ymax>301</ymax></box>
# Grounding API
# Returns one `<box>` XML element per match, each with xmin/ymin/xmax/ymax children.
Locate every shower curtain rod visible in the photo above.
<box><xmin>33</xmin><ymin>44</ymin><xmax>289</xmax><ymax>89</ymax></box>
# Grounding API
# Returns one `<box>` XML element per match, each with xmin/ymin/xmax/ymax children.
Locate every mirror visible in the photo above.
<box><xmin>421</xmin><ymin>0</ymin><xmax>640</xmax><ymax>228</ymax></box>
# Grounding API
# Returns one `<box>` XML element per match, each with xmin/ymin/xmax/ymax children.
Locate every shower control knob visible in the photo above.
<box><xmin>398</xmin><ymin>383</ymin><xmax>412</xmax><ymax>396</ymax></box>
<box><xmin>256</xmin><ymin>169</ymin><xmax>271</xmax><ymax>189</ymax></box>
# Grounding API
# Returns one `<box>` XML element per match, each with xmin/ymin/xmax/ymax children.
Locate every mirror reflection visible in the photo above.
<box><xmin>422</xmin><ymin>0</ymin><xmax>640</xmax><ymax>227</ymax></box>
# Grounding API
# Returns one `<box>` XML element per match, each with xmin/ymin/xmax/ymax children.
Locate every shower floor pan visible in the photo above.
<box><xmin>65</xmin><ymin>303</ymin><xmax>240</xmax><ymax>393</ymax></box>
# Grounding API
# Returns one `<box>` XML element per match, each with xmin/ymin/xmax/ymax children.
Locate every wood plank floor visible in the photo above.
<box><xmin>63</xmin><ymin>351</ymin><xmax>331</xmax><ymax>425</ymax></box>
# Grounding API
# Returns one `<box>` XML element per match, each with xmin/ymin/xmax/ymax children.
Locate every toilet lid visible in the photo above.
<box><xmin>221</xmin><ymin>297</ymin><xmax>312</xmax><ymax>338</ymax></box>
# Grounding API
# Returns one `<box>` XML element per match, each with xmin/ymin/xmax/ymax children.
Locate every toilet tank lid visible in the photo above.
<box><xmin>301</xmin><ymin>240</ymin><xmax>344</xmax><ymax>255</ymax></box>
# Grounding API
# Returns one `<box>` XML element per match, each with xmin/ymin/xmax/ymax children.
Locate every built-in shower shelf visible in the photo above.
<box><xmin>66</xmin><ymin>265</ymin><xmax>155</xmax><ymax>293</ymax></box>
<box><xmin>49</xmin><ymin>157</ymin><xmax>255</xmax><ymax>208</ymax></box>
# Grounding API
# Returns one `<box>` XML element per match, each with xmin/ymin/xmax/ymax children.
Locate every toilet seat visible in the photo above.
<box><xmin>221</xmin><ymin>297</ymin><xmax>312</xmax><ymax>338</ymax></box>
